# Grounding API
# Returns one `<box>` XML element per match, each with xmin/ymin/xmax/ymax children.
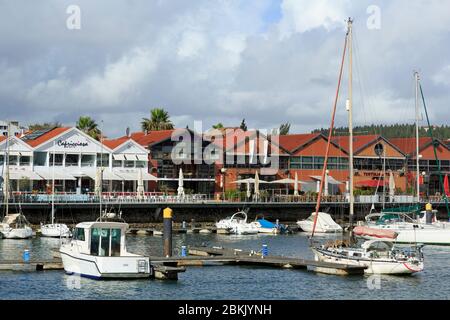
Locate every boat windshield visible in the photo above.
<box><xmin>90</xmin><ymin>227</ymin><xmax>122</xmax><ymax>256</ymax></box>
<box><xmin>376</xmin><ymin>213</ymin><xmax>414</xmax><ymax>225</ymax></box>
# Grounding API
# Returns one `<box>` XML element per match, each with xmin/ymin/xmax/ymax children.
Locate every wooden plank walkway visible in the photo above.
<box><xmin>152</xmin><ymin>246</ymin><xmax>366</xmax><ymax>275</ymax></box>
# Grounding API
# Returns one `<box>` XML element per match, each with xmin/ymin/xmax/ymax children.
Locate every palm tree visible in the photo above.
<box><xmin>141</xmin><ymin>108</ymin><xmax>174</xmax><ymax>132</ymax></box>
<box><xmin>76</xmin><ymin>116</ymin><xmax>100</xmax><ymax>140</ymax></box>
<box><xmin>279</xmin><ymin>122</ymin><xmax>291</xmax><ymax>135</ymax></box>
<box><xmin>212</xmin><ymin>123</ymin><xmax>224</xmax><ymax>129</ymax></box>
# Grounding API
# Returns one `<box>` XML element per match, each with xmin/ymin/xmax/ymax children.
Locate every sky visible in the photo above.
<box><xmin>1</xmin><ymin>0</ymin><xmax>449</xmax><ymax>138</ymax></box>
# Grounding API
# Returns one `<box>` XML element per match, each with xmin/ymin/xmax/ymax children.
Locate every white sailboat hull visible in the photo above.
<box><xmin>359</xmin><ymin>226</ymin><xmax>450</xmax><ymax>245</ymax></box>
<box><xmin>60</xmin><ymin>245</ymin><xmax>152</xmax><ymax>279</ymax></box>
<box><xmin>1</xmin><ymin>227</ymin><xmax>33</xmax><ymax>239</ymax></box>
<box><xmin>312</xmin><ymin>247</ymin><xmax>423</xmax><ymax>274</ymax></box>
<box><xmin>41</xmin><ymin>224</ymin><xmax>71</xmax><ymax>238</ymax></box>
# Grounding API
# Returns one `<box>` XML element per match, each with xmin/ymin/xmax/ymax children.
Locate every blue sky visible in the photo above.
<box><xmin>0</xmin><ymin>0</ymin><xmax>449</xmax><ymax>137</ymax></box>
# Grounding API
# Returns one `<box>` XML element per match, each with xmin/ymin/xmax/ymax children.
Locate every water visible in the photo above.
<box><xmin>1</xmin><ymin>233</ymin><xmax>450</xmax><ymax>300</ymax></box>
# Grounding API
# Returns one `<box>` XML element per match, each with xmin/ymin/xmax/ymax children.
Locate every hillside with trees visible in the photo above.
<box><xmin>312</xmin><ymin>124</ymin><xmax>450</xmax><ymax>140</ymax></box>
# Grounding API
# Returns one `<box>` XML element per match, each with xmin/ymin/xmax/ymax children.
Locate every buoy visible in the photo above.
<box><xmin>181</xmin><ymin>245</ymin><xmax>187</xmax><ymax>257</ymax></box>
<box><xmin>262</xmin><ymin>244</ymin><xmax>268</xmax><ymax>258</ymax></box>
<box><xmin>23</xmin><ymin>250</ymin><xmax>30</xmax><ymax>263</ymax></box>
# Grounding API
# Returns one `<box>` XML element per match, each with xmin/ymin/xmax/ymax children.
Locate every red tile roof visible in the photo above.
<box><xmin>23</xmin><ymin>127</ymin><xmax>71</xmax><ymax>147</ymax></box>
<box><xmin>102</xmin><ymin>137</ymin><xmax>130</xmax><ymax>150</ymax></box>
<box><xmin>332</xmin><ymin>135</ymin><xmax>381</xmax><ymax>153</ymax></box>
<box><xmin>0</xmin><ymin>136</ymin><xmax>6</xmax><ymax>143</ymax></box>
<box><xmin>389</xmin><ymin>137</ymin><xmax>433</xmax><ymax>155</ymax></box>
<box><xmin>277</xmin><ymin>133</ymin><xmax>321</xmax><ymax>152</ymax></box>
<box><xmin>123</xmin><ymin>130</ymin><xmax>175</xmax><ymax>147</ymax></box>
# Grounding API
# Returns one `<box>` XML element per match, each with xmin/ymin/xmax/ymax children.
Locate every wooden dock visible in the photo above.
<box><xmin>152</xmin><ymin>246</ymin><xmax>366</xmax><ymax>276</ymax></box>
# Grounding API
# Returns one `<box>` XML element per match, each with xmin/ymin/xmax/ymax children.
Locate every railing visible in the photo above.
<box><xmin>2</xmin><ymin>191</ymin><xmax>447</xmax><ymax>205</ymax></box>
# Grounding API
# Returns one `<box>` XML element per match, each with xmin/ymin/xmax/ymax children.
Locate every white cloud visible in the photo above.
<box><xmin>278</xmin><ymin>0</ymin><xmax>350</xmax><ymax>38</ymax></box>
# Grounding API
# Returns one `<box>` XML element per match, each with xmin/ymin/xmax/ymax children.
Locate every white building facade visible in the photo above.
<box><xmin>0</xmin><ymin>127</ymin><xmax>156</xmax><ymax>195</ymax></box>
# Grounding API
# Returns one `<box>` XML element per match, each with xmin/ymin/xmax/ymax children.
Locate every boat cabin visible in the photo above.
<box><xmin>72</xmin><ymin>221</ymin><xmax>129</xmax><ymax>257</ymax></box>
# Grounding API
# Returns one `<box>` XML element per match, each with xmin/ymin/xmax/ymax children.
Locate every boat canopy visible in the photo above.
<box><xmin>381</xmin><ymin>205</ymin><xmax>420</xmax><ymax>214</ymax></box>
<box><xmin>353</xmin><ymin>226</ymin><xmax>398</xmax><ymax>239</ymax></box>
<box><xmin>75</xmin><ymin>221</ymin><xmax>129</xmax><ymax>230</ymax></box>
<box><xmin>307</xmin><ymin>212</ymin><xmax>337</xmax><ymax>225</ymax></box>
<box><xmin>361</xmin><ymin>240</ymin><xmax>394</xmax><ymax>251</ymax></box>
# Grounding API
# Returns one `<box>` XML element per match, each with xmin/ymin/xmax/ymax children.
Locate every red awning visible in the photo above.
<box><xmin>355</xmin><ymin>179</ymin><xmax>388</xmax><ymax>188</ymax></box>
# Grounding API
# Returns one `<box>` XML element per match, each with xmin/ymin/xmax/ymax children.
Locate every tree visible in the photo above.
<box><xmin>212</xmin><ymin>123</ymin><xmax>224</xmax><ymax>129</ymax></box>
<box><xmin>239</xmin><ymin>119</ymin><xmax>247</xmax><ymax>131</ymax></box>
<box><xmin>279</xmin><ymin>122</ymin><xmax>291</xmax><ymax>135</ymax></box>
<box><xmin>76</xmin><ymin>116</ymin><xmax>100</xmax><ymax>140</ymax></box>
<box><xmin>141</xmin><ymin>108</ymin><xmax>174</xmax><ymax>132</ymax></box>
<box><xmin>28</xmin><ymin>122</ymin><xmax>61</xmax><ymax>131</ymax></box>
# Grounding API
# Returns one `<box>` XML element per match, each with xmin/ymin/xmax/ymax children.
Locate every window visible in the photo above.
<box><xmin>99</xmin><ymin>228</ymin><xmax>111</xmax><ymax>257</ymax></box>
<box><xmin>113</xmin><ymin>160</ymin><xmax>122</xmax><ymax>168</ymax></box>
<box><xmin>8</xmin><ymin>155</ymin><xmax>18</xmax><ymax>165</ymax></box>
<box><xmin>135</xmin><ymin>161</ymin><xmax>146</xmax><ymax>168</ymax></box>
<box><xmin>111</xmin><ymin>229</ymin><xmax>121</xmax><ymax>256</ymax></box>
<box><xmin>90</xmin><ymin>228</ymin><xmax>100</xmax><ymax>256</ymax></box>
<box><xmin>81</xmin><ymin>154</ymin><xmax>95</xmax><ymax>167</ymax></box>
<box><xmin>19</xmin><ymin>156</ymin><xmax>31</xmax><ymax>166</ymax></box>
<box><xmin>0</xmin><ymin>155</ymin><xmax>3</xmax><ymax>165</ymax></box>
<box><xmin>74</xmin><ymin>228</ymin><xmax>85</xmax><ymax>241</ymax></box>
<box><xmin>124</xmin><ymin>160</ymin><xmax>135</xmax><ymax>168</ymax></box>
<box><xmin>33</xmin><ymin>152</ymin><xmax>46</xmax><ymax>166</ymax></box>
<box><xmin>96</xmin><ymin>153</ymin><xmax>110</xmax><ymax>167</ymax></box>
<box><xmin>49</xmin><ymin>154</ymin><xmax>64</xmax><ymax>166</ymax></box>
<box><xmin>65</xmin><ymin>154</ymin><xmax>79</xmax><ymax>166</ymax></box>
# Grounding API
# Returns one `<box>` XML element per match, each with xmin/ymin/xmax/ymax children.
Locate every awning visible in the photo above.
<box><xmin>124</xmin><ymin>154</ymin><xmax>137</xmax><ymax>161</ymax></box>
<box><xmin>232</xmin><ymin>178</ymin><xmax>269</xmax><ymax>184</ymax></box>
<box><xmin>136</xmin><ymin>154</ymin><xmax>148</xmax><ymax>161</ymax></box>
<box><xmin>102</xmin><ymin>169</ymin><xmax>125</xmax><ymax>180</ymax></box>
<box><xmin>310</xmin><ymin>175</ymin><xmax>343</xmax><ymax>185</ymax></box>
<box><xmin>71</xmin><ymin>169</ymin><xmax>96</xmax><ymax>179</ymax></box>
<box><xmin>113</xmin><ymin>154</ymin><xmax>126</xmax><ymax>161</ymax></box>
<box><xmin>34</xmin><ymin>167</ymin><xmax>76</xmax><ymax>180</ymax></box>
<box><xmin>8</xmin><ymin>168</ymin><xmax>43</xmax><ymax>180</ymax></box>
<box><xmin>269</xmin><ymin>178</ymin><xmax>308</xmax><ymax>185</ymax></box>
<box><xmin>113</xmin><ymin>169</ymin><xmax>157</xmax><ymax>181</ymax></box>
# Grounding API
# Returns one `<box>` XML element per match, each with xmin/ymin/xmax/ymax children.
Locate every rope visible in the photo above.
<box><xmin>311</xmin><ymin>33</ymin><xmax>348</xmax><ymax>238</ymax></box>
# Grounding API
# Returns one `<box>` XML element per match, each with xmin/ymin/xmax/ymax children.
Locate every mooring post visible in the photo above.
<box><xmin>23</xmin><ymin>249</ymin><xmax>30</xmax><ymax>263</ymax></box>
<box><xmin>262</xmin><ymin>244</ymin><xmax>268</xmax><ymax>258</ymax></box>
<box><xmin>426</xmin><ymin>203</ymin><xmax>433</xmax><ymax>224</ymax></box>
<box><xmin>181</xmin><ymin>245</ymin><xmax>187</xmax><ymax>257</ymax></box>
<box><xmin>163</xmin><ymin>207</ymin><xmax>173</xmax><ymax>257</ymax></box>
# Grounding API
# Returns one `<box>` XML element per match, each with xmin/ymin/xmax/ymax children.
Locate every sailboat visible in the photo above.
<box><xmin>310</xmin><ymin>18</ymin><xmax>424</xmax><ymax>275</ymax></box>
<box><xmin>355</xmin><ymin>72</ymin><xmax>450</xmax><ymax>245</ymax></box>
<box><xmin>1</xmin><ymin>122</ymin><xmax>33</xmax><ymax>239</ymax></box>
<box><xmin>41</xmin><ymin>141</ymin><xmax>71</xmax><ymax>238</ymax></box>
<box><xmin>59</xmin><ymin>126</ymin><xmax>152</xmax><ymax>279</ymax></box>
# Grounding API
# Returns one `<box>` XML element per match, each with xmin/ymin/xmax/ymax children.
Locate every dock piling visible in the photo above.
<box><xmin>163</xmin><ymin>207</ymin><xmax>173</xmax><ymax>257</ymax></box>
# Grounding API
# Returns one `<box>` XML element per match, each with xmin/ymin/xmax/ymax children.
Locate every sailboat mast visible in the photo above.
<box><xmin>99</xmin><ymin>120</ymin><xmax>104</xmax><ymax>222</ymax></box>
<box><xmin>5</xmin><ymin>122</ymin><xmax>10</xmax><ymax>216</ymax></box>
<box><xmin>414</xmin><ymin>71</ymin><xmax>421</xmax><ymax>203</ymax></box>
<box><xmin>51</xmin><ymin>140</ymin><xmax>55</xmax><ymax>225</ymax></box>
<box><xmin>347</xmin><ymin>18</ymin><xmax>354</xmax><ymax>226</ymax></box>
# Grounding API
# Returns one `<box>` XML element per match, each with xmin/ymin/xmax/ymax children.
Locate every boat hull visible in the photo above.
<box><xmin>60</xmin><ymin>246</ymin><xmax>152</xmax><ymax>279</ymax></box>
<box><xmin>359</xmin><ymin>225</ymin><xmax>450</xmax><ymax>245</ymax></box>
<box><xmin>41</xmin><ymin>224</ymin><xmax>71</xmax><ymax>238</ymax></box>
<box><xmin>312</xmin><ymin>247</ymin><xmax>423</xmax><ymax>275</ymax></box>
<box><xmin>1</xmin><ymin>227</ymin><xmax>33</xmax><ymax>239</ymax></box>
<box><xmin>297</xmin><ymin>221</ymin><xmax>342</xmax><ymax>233</ymax></box>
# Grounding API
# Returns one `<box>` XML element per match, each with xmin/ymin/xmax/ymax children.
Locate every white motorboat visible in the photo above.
<box><xmin>215</xmin><ymin>211</ymin><xmax>259</xmax><ymax>235</ymax></box>
<box><xmin>356</xmin><ymin>212</ymin><xmax>450</xmax><ymax>245</ymax></box>
<box><xmin>1</xmin><ymin>213</ymin><xmax>33</xmax><ymax>239</ymax></box>
<box><xmin>41</xmin><ymin>223</ymin><xmax>71</xmax><ymax>238</ymax></box>
<box><xmin>312</xmin><ymin>239</ymin><xmax>424</xmax><ymax>275</ymax></box>
<box><xmin>59</xmin><ymin>221</ymin><xmax>152</xmax><ymax>279</ymax></box>
<box><xmin>297</xmin><ymin>212</ymin><xmax>342</xmax><ymax>233</ymax></box>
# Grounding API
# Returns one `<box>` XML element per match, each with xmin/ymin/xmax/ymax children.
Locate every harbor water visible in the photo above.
<box><xmin>0</xmin><ymin>233</ymin><xmax>449</xmax><ymax>300</ymax></box>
